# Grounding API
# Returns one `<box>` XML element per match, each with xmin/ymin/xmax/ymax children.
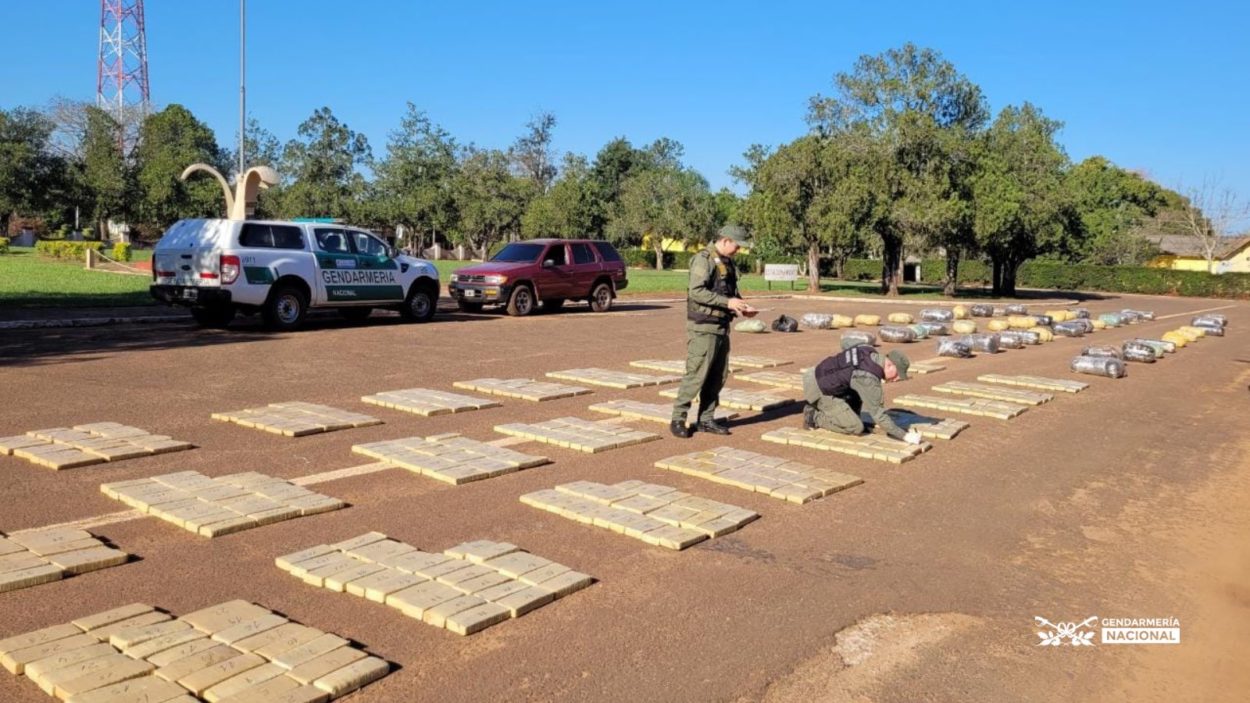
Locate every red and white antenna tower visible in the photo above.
<box><xmin>96</xmin><ymin>0</ymin><xmax>151</xmax><ymax>148</ymax></box>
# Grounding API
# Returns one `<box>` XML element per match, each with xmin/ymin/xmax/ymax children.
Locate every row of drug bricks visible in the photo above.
<box><xmin>1</xmin><ymin>304</ymin><xmax>1226</xmax><ymax>702</ymax></box>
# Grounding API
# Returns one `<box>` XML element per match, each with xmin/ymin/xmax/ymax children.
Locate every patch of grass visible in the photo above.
<box><xmin>0</xmin><ymin>247</ymin><xmax>153</xmax><ymax>308</ymax></box>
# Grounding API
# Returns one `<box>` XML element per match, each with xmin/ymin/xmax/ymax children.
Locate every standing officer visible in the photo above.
<box><xmin>670</xmin><ymin>225</ymin><xmax>756</xmax><ymax>438</ymax></box>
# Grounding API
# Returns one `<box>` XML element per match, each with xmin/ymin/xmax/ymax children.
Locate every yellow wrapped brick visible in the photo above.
<box><xmin>1161</xmin><ymin>331</ymin><xmax>1189</xmax><ymax>348</ymax></box>
<box><xmin>831</xmin><ymin>314</ymin><xmax>855</xmax><ymax>328</ymax></box>
<box><xmin>952</xmin><ymin>319</ymin><xmax>977</xmax><ymax>334</ymax></box>
<box><xmin>1008</xmin><ymin>315</ymin><xmax>1035</xmax><ymax>329</ymax></box>
<box><xmin>887</xmin><ymin>312</ymin><xmax>914</xmax><ymax>324</ymax></box>
<box><xmin>854</xmin><ymin>314</ymin><xmax>881</xmax><ymax>326</ymax></box>
<box><xmin>1177</xmin><ymin>326</ymin><xmax>1205</xmax><ymax>340</ymax></box>
<box><xmin>1090</xmin><ymin>319</ymin><xmax>1107</xmax><ymax>330</ymax></box>
<box><xmin>987</xmin><ymin>319</ymin><xmax>1010</xmax><ymax>331</ymax></box>
<box><xmin>1029</xmin><ymin>326</ymin><xmax>1054</xmax><ymax>342</ymax></box>
<box><xmin>952</xmin><ymin>305</ymin><xmax>969</xmax><ymax>319</ymax></box>
<box><xmin>1045</xmin><ymin>309</ymin><xmax>1070</xmax><ymax>322</ymax></box>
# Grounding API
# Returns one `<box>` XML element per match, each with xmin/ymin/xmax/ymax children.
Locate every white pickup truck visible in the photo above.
<box><xmin>150</xmin><ymin>218</ymin><xmax>440</xmax><ymax>330</ymax></box>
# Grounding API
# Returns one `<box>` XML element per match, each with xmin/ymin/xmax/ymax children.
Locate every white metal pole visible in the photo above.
<box><xmin>238</xmin><ymin>0</ymin><xmax>246</xmax><ymax>176</ymax></box>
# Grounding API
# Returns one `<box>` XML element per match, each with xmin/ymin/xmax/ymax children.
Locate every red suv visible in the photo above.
<box><xmin>448</xmin><ymin>239</ymin><xmax>629</xmax><ymax>316</ymax></box>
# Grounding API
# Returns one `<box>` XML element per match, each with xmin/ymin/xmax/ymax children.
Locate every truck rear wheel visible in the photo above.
<box><xmin>263</xmin><ymin>285</ymin><xmax>307</xmax><ymax>331</ymax></box>
<box><xmin>589</xmin><ymin>282</ymin><xmax>613</xmax><ymax>313</ymax></box>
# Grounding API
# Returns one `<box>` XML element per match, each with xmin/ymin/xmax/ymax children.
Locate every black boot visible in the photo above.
<box><xmin>697</xmin><ymin>419</ymin><xmax>731</xmax><ymax>436</ymax></box>
<box><xmin>803</xmin><ymin>404</ymin><xmax>817</xmax><ymax>430</ymax></box>
<box><xmin>670</xmin><ymin>420</ymin><xmax>692</xmax><ymax>439</ymax></box>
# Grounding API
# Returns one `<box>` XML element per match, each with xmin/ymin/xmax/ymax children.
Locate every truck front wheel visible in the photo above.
<box><xmin>401</xmin><ymin>282</ymin><xmax>437</xmax><ymax>323</ymax></box>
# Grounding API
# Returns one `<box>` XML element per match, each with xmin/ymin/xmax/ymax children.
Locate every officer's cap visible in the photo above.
<box><xmin>716</xmin><ymin>225</ymin><xmax>751</xmax><ymax>246</ymax></box>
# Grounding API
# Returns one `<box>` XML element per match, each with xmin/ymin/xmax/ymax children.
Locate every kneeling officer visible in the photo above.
<box><xmin>802</xmin><ymin>345</ymin><xmax>922</xmax><ymax>444</ymax></box>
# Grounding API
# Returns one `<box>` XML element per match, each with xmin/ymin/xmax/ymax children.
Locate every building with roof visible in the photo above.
<box><xmin>1145</xmin><ymin>234</ymin><xmax>1250</xmax><ymax>273</ymax></box>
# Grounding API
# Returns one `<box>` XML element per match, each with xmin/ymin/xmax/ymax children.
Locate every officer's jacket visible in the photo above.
<box><xmin>686</xmin><ymin>245</ymin><xmax>740</xmax><ymax>334</ymax></box>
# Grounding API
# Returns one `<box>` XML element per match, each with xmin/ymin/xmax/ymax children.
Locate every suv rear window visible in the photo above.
<box><xmin>593</xmin><ymin>241</ymin><xmax>621</xmax><ymax>262</ymax></box>
<box><xmin>492</xmin><ymin>243</ymin><xmax>544</xmax><ymax>263</ymax></box>
<box><xmin>239</xmin><ymin>223</ymin><xmax>305</xmax><ymax>250</ymax></box>
<box><xmin>571</xmin><ymin>242</ymin><xmax>596</xmax><ymax>264</ymax></box>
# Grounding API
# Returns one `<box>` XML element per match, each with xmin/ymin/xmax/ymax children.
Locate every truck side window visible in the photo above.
<box><xmin>240</xmin><ymin>223</ymin><xmax>306</xmax><ymax>250</ymax></box>
<box><xmin>544</xmin><ymin>244</ymin><xmax>567</xmax><ymax>266</ymax></box>
<box><xmin>350</xmin><ymin>231</ymin><xmax>387</xmax><ymax>257</ymax></box>
<box><xmin>315</xmin><ymin>228</ymin><xmax>351</xmax><ymax>253</ymax></box>
<box><xmin>571</xmin><ymin>243</ymin><xmax>595</xmax><ymax>264</ymax></box>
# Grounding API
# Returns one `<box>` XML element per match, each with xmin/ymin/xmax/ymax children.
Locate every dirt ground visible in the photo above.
<box><xmin>1</xmin><ymin>291</ymin><xmax>1246</xmax><ymax>702</ymax></box>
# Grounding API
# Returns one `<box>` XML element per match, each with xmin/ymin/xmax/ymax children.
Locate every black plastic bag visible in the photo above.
<box><xmin>771</xmin><ymin>314</ymin><xmax>799</xmax><ymax>332</ymax></box>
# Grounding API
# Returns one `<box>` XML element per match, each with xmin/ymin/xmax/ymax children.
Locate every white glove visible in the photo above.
<box><xmin>903</xmin><ymin>429</ymin><xmax>923</xmax><ymax>445</ymax></box>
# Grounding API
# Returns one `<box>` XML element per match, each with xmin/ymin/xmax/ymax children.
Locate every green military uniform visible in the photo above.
<box><xmin>801</xmin><ymin>348</ymin><xmax>909</xmax><ymax>439</ymax></box>
<box><xmin>671</xmin><ymin>242</ymin><xmax>742</xmax><ymax>425</ymax></box>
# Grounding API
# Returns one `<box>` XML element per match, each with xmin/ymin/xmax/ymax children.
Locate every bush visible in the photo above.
<box><xmin>0</xmin><ymin>237</ymin><xmax>9</xmax><ymax>255</ymax></box>
<box><xmin>1016</xmin><ymin>262</ymin><xmax>1250</xmax><ymax>298</ymax></box>
<box><xmin>35</xmin><ymin>240</ymin><xmax>103</xmax><ymax>261</ymax></box>
<box><xmin>841</xmin><ymin>259</ymin><xmax>882</xmax><ymax>280</ymax></box>
<box><xmin>82</xmin><ymin>227</ymin><xmax>95</xmax><ymax>240</ymax></box>
<box><xmin>112</xmin><ymin>241</ymin><xmax>133</xmax><ymax>262</ymax></box>
<box><xmin>919</xmin><ymin>259</ymin><xmax>991</xmax><ymax>285</ymax></box>
<box><xmin>621</xmin><ymin>249</ymin><xmax>695</xmax><ymax>269</ymax></box>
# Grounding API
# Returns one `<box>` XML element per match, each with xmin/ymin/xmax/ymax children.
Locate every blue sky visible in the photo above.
<box><xmin>2</xmin><ymin>1</ymin><xmax>1247</xmax><ymax>224</ymax></box>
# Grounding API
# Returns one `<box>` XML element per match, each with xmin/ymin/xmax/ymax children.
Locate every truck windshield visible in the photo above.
<box><xmin>491</xmin><ymin>243</ymin><xmax>544</xmax><ymax>263</ymax></box>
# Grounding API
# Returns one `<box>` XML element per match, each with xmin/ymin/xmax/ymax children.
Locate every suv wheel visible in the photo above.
<box><xmin>400</xmin><ymin>283</ymin><xmax>437</xmax><ymax>323</ymax></box>
<box><xmin>191</xmin><ymin>305</ymin><xmax>235</xmax><ymax>329</ymax></box>
<box><xmin>506</xmin><ymin>285</ymin><xmax>535</xmax><ymax>317</ymax></box>
<box><xmin>589</xmin><ymin>282</ymin><xmax>613</xmax><ymax>313</ymax></box>
<box><xmin>263</xmin><ymin>285</ymin><xmax>307</xmax><ymax>331</ymax></box>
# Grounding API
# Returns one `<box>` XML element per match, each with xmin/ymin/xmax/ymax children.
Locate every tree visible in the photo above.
<box><xmin>450</xmin><ymin>148</ymin><xmax>533</xmax><ymax>258</ymax></box>
<box><xmin>971</xmin><ymin>104</ymin><xmax>1071</xmax><ymax>296</ymax></box>
<box><xmin>510</xmin><ymin>112</ymin><xmax>558</xmax><ymax>193</ymax></box>
<box><xmin>808</xmin><ymin>43</ymin><xmax>989</xmax><ymax>295</ymax></box>
<box><xmin>79</xmin><ymin>107</ymin><xmax>131</xmax><ymax>237</ymax></box>
<box><xmin>740</xmin><ymin>133</ymin><xmax>875</xmax><ymax>291</ymax></box>
<box><xmin>279</xmin><ymin>107</ymin><xmax>371</xmax><ymax>220</ymax></box>
<box><xmin>373</xmin><ymin>104</ymin><xmax>459</xmax><ymax>253</ymax></box>
<box><xmin>1172</xmin><ymin>178</ymin><xmax>1250</xmax><ymax>273</ymax></box>
<box><xmin>0</xmin><ymin>107</ymin><xmax>62</xmax><ymax>235</ymax></box>
<box><xmin>133</xmin><ymin>104</ymin><xmax>227</xmax><ymax>233</ymax></box>
<box><xmin>1062</xmin><ymin>157</ymin><xmax>1174</xmax><ymax>264</ymax></box>
<box><xmin>608</xmin><ymin>162</ymin><xmax>714</xmax><ymax>270</ymax></box>
<box><xmin>521</xmin><ymin>153</ymin><xmax>600</xmax><ymax>239</ymax></box>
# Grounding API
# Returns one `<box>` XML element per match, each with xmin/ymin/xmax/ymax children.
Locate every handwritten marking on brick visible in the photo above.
<box><xmin>654</xmin><ymin>446</ymin><xmax>862</xmax><ymax>504</ymax></box>
<box><xmin>521</xmin><ymin>481</ymin><xmax>758</xmax><ymax>549</ymax></box>
<box><xmin>0</xmin><ymin>529</ymin><xmax>128</xmax><ymax>594</ymax></box>
<box><xmin>211</xmin><ymin>402</ymin><xmax>381</xmax><ymax>437</ymax></box>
